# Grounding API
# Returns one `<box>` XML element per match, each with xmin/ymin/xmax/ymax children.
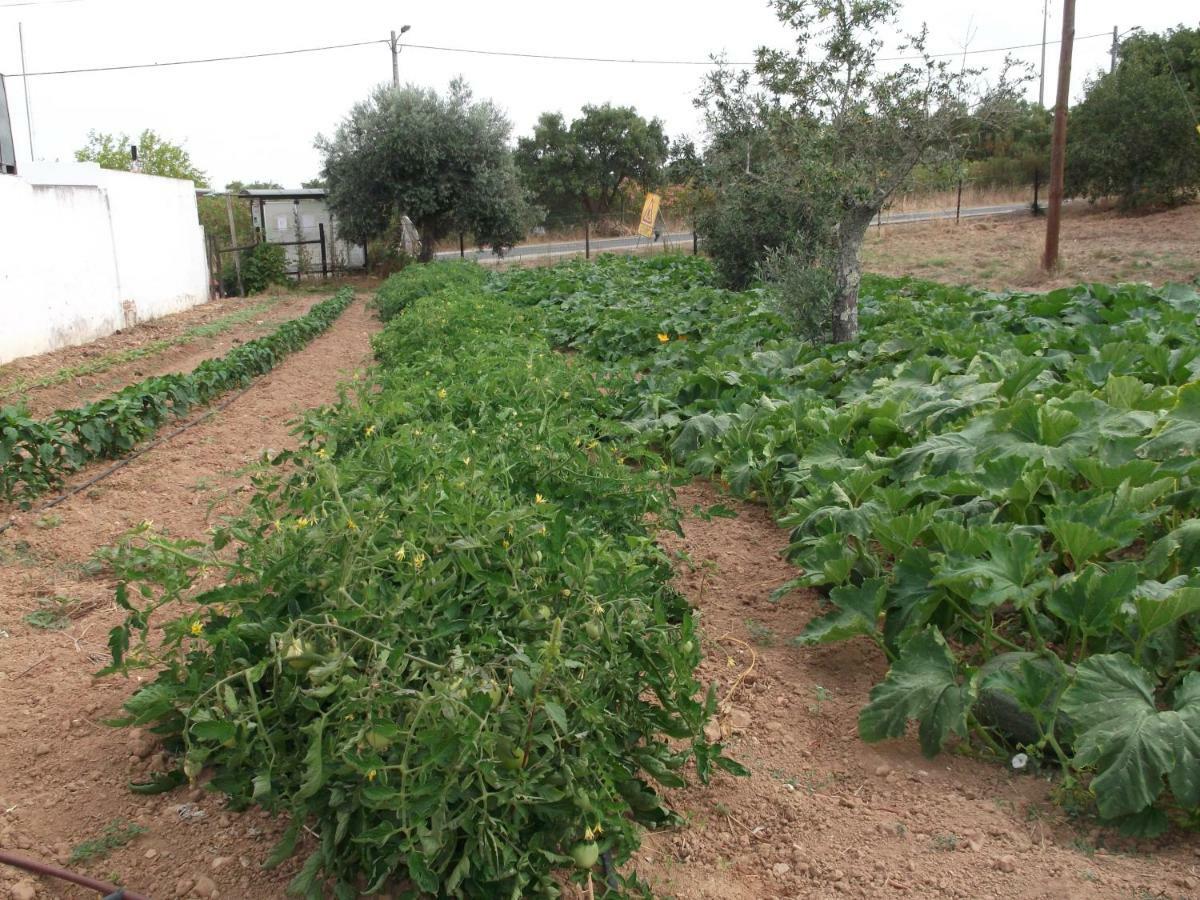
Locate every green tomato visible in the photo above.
<box><xmin>364</xmin><ymin>730</ymin><xmax>392</xmax><ymax>752</ymax></box>
<box><xmin>584</xmin><ymin>620</ymin><xmax>604</xmax><ymax>640</ymax></box>
<box><xmin>680</xmin><ymin>639</ymin><xmax>695</xmax><ymax>655</ymax></box>
<box><xmin>500</xmin><ymin>747</ymin><xmax>526</xmax><ymax>771</ymax></box>
<box><xmin>570</xmin><ymin>841</ymin><xmax>600</xmax><ymax>869</ymax></box>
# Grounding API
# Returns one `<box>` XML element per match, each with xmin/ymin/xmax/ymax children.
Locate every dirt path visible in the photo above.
<box><xmin>636</xmin><ymin>482</ymin><xmax>1199</xmax><ymax>900</ymax></box>
<box><xmin>2</xmin><ymin>280</ymin><xmax>375</xmax><ymax>419</ymax></box>
<box><xmin>0</xmin><ymin>297</ymin><xmax>379</xmax><ymax>900</ymax></box>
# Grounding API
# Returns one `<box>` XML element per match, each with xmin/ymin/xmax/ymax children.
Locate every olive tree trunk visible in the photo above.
<box><xmin>831</xmin><ymin>205</ymin><xmax>878</xmax><ymax>343</ymax></box>
<box><xmin>418</xmin><ymin>225</ymin><xmax>437</xmax><ymax>263</ymax></box>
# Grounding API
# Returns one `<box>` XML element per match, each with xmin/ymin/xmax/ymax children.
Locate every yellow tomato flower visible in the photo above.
<box><xmin>365</xmin><ymin>425</ymin><xmax>376</xmax><ymax>436</ymax></box>
<box><xmin>437</xmin><ymin>388</ymin><xmax>448</xmax><ymax>401</ymax></box>
<box><xmin>657</xmin><ymin>333</ymin><xmax>670</xmax><ymax>343</ymax></box>
<box><xmin>501</xmin><ymin>540</ymin><xmax>510</xmax><ymax>549</ymax></box>
<box><xmin>413</xmin><ymin>552</ymin><xmax>426</xmax><ymax>571</ymax></box>
<box><xmin>190</xmin><ymin>621</ymin><xmax>204</xmax><ymax>637</ymax></box>
<box><xmin>366</xmin><ymin>769</ymin><xmax>377</xmax><ymax>782</ymax></box>
<box><xmin>346</xmin><ymin>518</ymin><xmax>358</xmax><ymax>531</ymax></box>
<box><xmin>394</xmin><ymin>546</ymin><xmax>407</xmax><ymax>561</ymax></box>
<box><xmin>534</xmin><ymin>494</ymin><xmax>547</xmax><ymax>505</ymax></box>
<box><xmin>316</xmin><ymin>448</ymin><xmax>329</xmax><ymax>460</ymax></box>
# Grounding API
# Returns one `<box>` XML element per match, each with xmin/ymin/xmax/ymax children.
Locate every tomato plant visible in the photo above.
<box><xmin>103</xmin><ymin>267</ymin><xmax>740</xmax><ymax>897</ymax></box>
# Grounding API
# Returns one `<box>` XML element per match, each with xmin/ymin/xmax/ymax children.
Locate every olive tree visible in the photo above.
<box><xmin>76</xmin><ymin>128</ymin><xmax>207</xmax><ymax>184</ymax></box>
<box><xmin>700</xmin><ymin>0</ymin><xmax>1022</xmax><ymax>341</ymax></box>
<box><xmin>317</xmin><ymin>80</ymin><xmax>534</xmax><ymax>261</ymax></box>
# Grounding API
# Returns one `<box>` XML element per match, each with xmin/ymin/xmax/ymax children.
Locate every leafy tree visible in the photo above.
<box><xmin>698</xmin><ymin>0</ymin><xmax>1022</xmax><ymax>341</ymax></box>
<box><xmin>225</xmin><ymin>180</ymin><xmax>284</xmax><ymax>192</ymax></box>
<box><xmin>301</xmin><ymin>178</ymin><xmax>327</xmax><ymax>189</ymax></box>
<box><xmin>317</xmin><ymin>80</ymin><xmax>533</xmax><ymax>261</ymax></box>
<box><xmin>515</xmin><ymin>105</ymin><xmax>668</xmax><ymax>221</ymax></box>
<box><xmin>665</xmin><ymin>137</ymin><xmax>703</xmax><ymax>185</ymax></box>
<box><xmin>1067</xmin><ymin>26</ymin><xmax>1200</xmax><ymax>209</ymax></box>
<box><xmin>75</xmin><ymin>129</ymin><xmax>207</xmax><ymax>185</ymax></box>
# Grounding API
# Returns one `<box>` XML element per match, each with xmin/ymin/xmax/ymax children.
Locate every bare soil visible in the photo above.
<box><xmin>863</xmin><ymin>201</ymin><xmax>1200</xmax><ymax>291</ymax></box>
<box><xmin>0</xmin><ymin>296</ymin><xmax>379</xmax><ymax>900</ymax></box>
<box><xmin>628</xmin><ymin>483</ymin><xmax>1200</xmax><ymax>900</ymax></box>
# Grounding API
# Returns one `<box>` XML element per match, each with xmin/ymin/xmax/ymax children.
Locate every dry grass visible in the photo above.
<box><xmin>885</xmin><ymin>184</ymin><xmax>1032</xmax><ymax>214</ymax></box>
<box><xmin>863</xmin><ymin>201</ymin><xmax>1200</xmax><ymax>291</ymax></box>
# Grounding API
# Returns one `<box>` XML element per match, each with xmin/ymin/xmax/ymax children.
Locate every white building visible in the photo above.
<box><xmin>0</xmin><ymin>161</ymin><xmax>209</xmax><ymax>365</ymax></box>
<box><xmin>240</xmin><ymin>189</ymin><xmax>366</xmax><ymax>275</ymax></box>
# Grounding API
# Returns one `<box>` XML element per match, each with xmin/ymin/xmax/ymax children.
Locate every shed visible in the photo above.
<box><xmin>239</xmin><ymin>188</ymin><xmax>366</xmax><ymax>275</ymax></box>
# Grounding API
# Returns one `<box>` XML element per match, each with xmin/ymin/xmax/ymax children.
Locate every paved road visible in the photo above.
<box><xmin>436</xmin><ymin>201</ymin><xmax>1034</xmax><ymax>263</ymax></box>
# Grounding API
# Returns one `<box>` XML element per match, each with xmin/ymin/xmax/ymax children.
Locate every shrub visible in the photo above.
<box><xmin>240</xmin><ymin>242</ymin><xmax>290</xmax><ymax>295</ymax></box>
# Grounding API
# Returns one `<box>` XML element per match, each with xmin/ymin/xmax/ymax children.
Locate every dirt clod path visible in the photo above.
<box><xmin>0</xmin><ymin>297</ymin><xmax>379</xmax><ymax>900</ymax></box>
<box><xmin>638</xmin><ymin>483</ymin><xmax>1199</xmax><ymax>900</ymax></box>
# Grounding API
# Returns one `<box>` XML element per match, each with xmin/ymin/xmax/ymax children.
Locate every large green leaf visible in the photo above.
<box><xmin>1138</xmin><ymin>381</ymin><xmax>1200</xmax><ymax>458</ymax></box>
<box><xmin>1059</xmin><ymin>655</ymin><xmax>1177</xmax><ymax>819</ymax></box>
<box><xmin>795</xmin><ymin>578</ymin><xmax>888</xmax><ymax>646</ymax></box>
<box><xmin>931</xmin><ymin>529</ymin><xmax>1053</xmax><ymax>611</ymax></box>
<box><xmin>1132</xmin><ymin>580</ymin><xmax>1200</xmax><ymax>642</ymax></box>
<box><xmin>1168</xmin><ymin>672</ymin><xmax>1200</xmax><ymax>809</ymax></box>
<box><xmin>858</xmin><ymin>628</ymin><xmax>973</xmax><ymax>758</ymax></box>
<box><xmin>1045</xmin><ymin>564</ymin><xmax>1137</xmax><ymax>640</ymax></box>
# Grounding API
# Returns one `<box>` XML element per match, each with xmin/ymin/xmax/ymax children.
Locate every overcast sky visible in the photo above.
<box><xmin>0</xmin><ymin>0</ymin><xmax>1194</xmax><ymax>188</ymax></box>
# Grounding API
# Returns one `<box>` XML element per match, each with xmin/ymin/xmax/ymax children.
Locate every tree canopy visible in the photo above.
<box><xmin>317</xmin><ymin>80</ymin><xmax>532</xmax><ymax>260</ymax></box>
<box><xmin>75</xmin><ymin>129</ymin><xmax>207</xmax><ymax>185</ymax></box>
<box><xmin>515</xmin><ymin>105</ymin><xmax>668</xmax><ymax>221</ymax></box>
<box><xmin>697</xmin><ymin>0</ymin><xmax>1022</xmax><ymax>341</ymax></box>
<box><xmin>1067</xmin><ymin>25</ymin><xmax>1200</xmax><ymax>209</ymax></box>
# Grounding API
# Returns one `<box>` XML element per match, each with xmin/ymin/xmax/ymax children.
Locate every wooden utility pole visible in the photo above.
<box><xmin>1110</xmin><ymin>26</ymin><xmax>1118</xmax><ymax>74</ymax></box>
<box><xmin>1038</xmin><ymin>0</ymin><xmax>1049</xmax><ymax>107</ymax></box>
<box><xmin>1042</xmin><ymin>0</ymin><xmax>1074</xmax><ymax>272</ymax></box>
<box><xmin>225</xmin><ymin>194</ymin><xmax>245</xmax><ymax>297</ymax></box>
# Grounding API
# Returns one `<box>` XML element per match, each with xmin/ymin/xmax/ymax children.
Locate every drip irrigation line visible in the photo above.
<box><xmin>0</xmin><ymin>382</ymin><xmax>256</xmax><ymax>537</ymax></box>
<box><xmin>0</xmin><ymin>849</ymin><xmax>149</xmax><ymax>899</ymax></box>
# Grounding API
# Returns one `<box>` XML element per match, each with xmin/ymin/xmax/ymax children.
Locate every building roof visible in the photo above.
<box><xmin>238</xmin><ymin>188</ymin><xmax>327</xmax><ymax>200</ymax></box>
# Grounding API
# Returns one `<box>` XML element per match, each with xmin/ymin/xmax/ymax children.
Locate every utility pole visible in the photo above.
<box><xmin>1110</xmin><ymin>26</ymin><xmax>1118</xmax><ymax>74</ymax></box>
<box><xmin>1042</xmin><ymin>0</ymin><xmax>1074</xmax><ymax>272</ymax></box>
<box><xmin>1038</xmin><ymin>0</ymin><xmax>1049</xmax><ymax>107</ymax></box>
<box><xmin>389</xmin><ymin>25</ymin><xmax>411</xmax><ymax>88</ymax></box>
<box><xmin>18</xmin><ymin>22</ymin><xmax>33</xmax><ymax>160</ymax></box>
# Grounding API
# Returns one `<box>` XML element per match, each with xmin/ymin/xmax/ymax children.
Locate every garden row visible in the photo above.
<box><xmin>0</xmin><ymin>288</ymin><xmax>355</xmax><ymax>505</ymax></box>
<box><xmin>494</xmin><ymin>255</ymin><xmax>1200</xmax><ymax>837</ymax></box>
<box><xmin>103</xmin><ymin>264</ymin><xmax>736</xmax><ymax>897</ymax></box>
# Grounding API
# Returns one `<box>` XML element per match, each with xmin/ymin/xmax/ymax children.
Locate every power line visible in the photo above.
<box><xmin>1</xmin><ymin>29</ymin><xmax>1121</xmax><ymax>79</ymax></box>
<box><xmin>0</xmin><ymin>0</ymin><xmax>82</xmax><ymax>7</ymax></box>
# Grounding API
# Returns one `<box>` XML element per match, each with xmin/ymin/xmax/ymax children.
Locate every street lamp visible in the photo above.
<box><xmin>390</xmin><ymin>25</ymin><xmax>412</xmax><ymax>88</ymax></box>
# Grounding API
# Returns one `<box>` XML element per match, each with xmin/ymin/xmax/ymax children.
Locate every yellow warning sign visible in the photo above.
<box><xmin>637</xmin><ymin>192</ymin><xmax>662</xmax><ymax>239</ymax></box>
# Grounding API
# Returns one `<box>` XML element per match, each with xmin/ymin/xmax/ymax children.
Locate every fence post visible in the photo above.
<box><xmin>318</xmin><ymin>223</ymin><xmax>328</xmax><ymax>278</ymax></box>
<box><xmin>956</xmin><ymin>178</ymin><xmax>963</xmax><ymax>224</ymax></box>
<box><xmin>693</xmin><ymin>228</ymin><xmax>698</xmax><ymax>256</ymax></box>
<box><xmin>459</xmin><ymin>233</ymin><xmax>465</xmax><ymax>259</ymax></box>
<box><xmin>585</xmin><ymin>220</ymin><xmax>590</xmax><ymax>260</ymax></box>
<box><xmin>1032</xmin><ymin>169</ymin><xmax>1042</xmax><ymax>216</ymax></box>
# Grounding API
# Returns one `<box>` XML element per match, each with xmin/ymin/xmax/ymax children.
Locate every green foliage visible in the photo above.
<box><xmin>373</xmin><ymin>261</ymin><xmax>486</xmax><ymax>322</ymax></box>
<box><xmin>318</xmin><ymin>79</ymin><xmax>535</xmax><ymax>260</ymax></box>
<box><xmin>103</xmin><ymin>264</ymin><xmax>737</xmax><ymax>897</ymax></box>
<box><xmin>0</xmin><ymin>290</ymin><xmax>353</xmax><ymax>503</ymax></box>
<box><xmin>515</xmin><ymin>105</ymin><xmax>668</xmax><ymax>222</ymax></box>
<box><xmin>495</xmin><ymin>255</ymin><xmax>1200</xmax><ymax>834</ymax></box>
<box><xmin>697</xmin><ymin>0</ymin><xmax>1024</xmax><ymax>339</ymax></box>
<box><xmin>1067</xmin><ymin>27</ymin><xmax>1200</xmax><ymax>209</ymax></box>
<box><xmin>75</xmin><ymin>128</ymin><xmax>207</xmax><ymax>185</ymax></box>
<box><xmin>240</xmin><ymin>242</ymin><xmax>289</xmax><ymax>295</ymax></box>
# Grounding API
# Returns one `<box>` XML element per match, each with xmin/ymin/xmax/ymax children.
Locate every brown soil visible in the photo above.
<box><xmin>0</xmin><ymin>277</ymin><xmax>378</xmax><ymax>419</ymax></box>
<box><xmin>628</xmin><ymin>482</ymin><xmax>1200</xmax><ymax>900</ymax></box>
<box><xmin>0</xmin><ymin>296</ymin><xmax>379</xmax><ymax>900</ymax></box>
<box><xmin>863</xmin><ymin>201</ymin><xmax>1200</xmax><ymax>292</ymax></box>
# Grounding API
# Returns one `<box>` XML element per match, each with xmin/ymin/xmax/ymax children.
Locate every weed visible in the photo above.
<box><xmin>34</xmin><ymin>513</ymin><xmax>63</xmax><ymax>529</ymax></box>
<box><xmin>68</xmin><ymin>819</ymin><xmax>147</xmax><ymax>864</ymax></box>
<box><xmin>745</xmin><ymin>619</ymin><xmax>775</xmax><ymax>647</ymax></box>
<box><xmin>933</xmin><ymin>832</ymin><xmax>959</xmax><ymax>851</ymax></box>
<box><xmin>808</xmin><ymin>685</ymin><xmax>832</xmax><ymax>715</ymax></box>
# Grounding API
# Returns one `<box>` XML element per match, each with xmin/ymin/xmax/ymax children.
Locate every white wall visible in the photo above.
<box><xmin>0</xmin><ymin>163</ymin><xmax>209</xmax><ymax>366</ymax></box>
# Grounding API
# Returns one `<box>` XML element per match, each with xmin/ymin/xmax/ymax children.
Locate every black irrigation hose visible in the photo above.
<box><xmin>0</xmin><ymin>381</ymin><xmax>257</xmax><ymax>538</ymax></box>
<box><xmin>0</xmin><ymin>849</ymin><xmax>149</xmax><ymax>900</ymax></box>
